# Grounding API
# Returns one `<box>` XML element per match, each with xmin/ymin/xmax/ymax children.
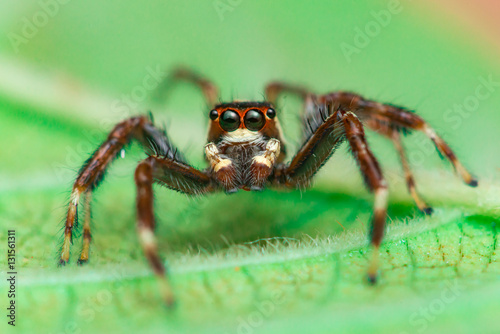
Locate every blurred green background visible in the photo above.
<box><xmin>0</xmin><ymin>1</ymin><xmax>499</xmax><ymax>333</ymax></box>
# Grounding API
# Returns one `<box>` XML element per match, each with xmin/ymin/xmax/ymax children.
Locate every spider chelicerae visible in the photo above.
<box><xmin>59</xmin><ymin>68</ymin><xmax>477</xmax><ymax>306</ymax></box>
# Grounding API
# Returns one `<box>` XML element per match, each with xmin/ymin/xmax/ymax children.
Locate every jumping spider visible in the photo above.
<box><xmin>59</xmin><ymin>68</ymin><xmax>477</xmax><ymax>306</ymax></box>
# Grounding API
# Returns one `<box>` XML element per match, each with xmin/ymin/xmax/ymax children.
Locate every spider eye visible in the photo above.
<box><xmin>266</xmin><ymin>108</ymin><xmax>276</xmax><ymax>119</ymax></box>
<box><xmin>244</xmin><ymin>109</ymin><xmax>265</xmax><ymax>131</ymax></box>
<box><xmin>209</xmin><ymin>110</ymin><xmax>219</xmax><ymax>120</ymax></box>
<box><xmin>219</xmin><ymin>110</ymin><xmax>240</xmax><ymax>132</ymax></box>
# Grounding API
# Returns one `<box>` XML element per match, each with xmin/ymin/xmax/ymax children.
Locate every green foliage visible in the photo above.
<box><xmin>1</xmin><ymin>1</ymin><xmax>499</xmax><ymax>333</ymax></box>
<box><xmin>1</xmin><ymin>97</ymin><xmax>499</xmax><ymax>333</ymax></box>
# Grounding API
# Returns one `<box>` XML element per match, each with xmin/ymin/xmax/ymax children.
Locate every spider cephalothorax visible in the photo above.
<box><xmin>206</xmin><ymin>101</ymin><xmax>286</xmax><ymax>192</ymax></box>
<box><xmin>58</xmin><ymin>68</ymin><xmax>477</xmax><ymax>306</ymax></box>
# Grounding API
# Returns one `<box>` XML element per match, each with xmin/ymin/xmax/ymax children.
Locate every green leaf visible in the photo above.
<box><xmin>1</xmin><ymin>1</ymin><xmax>500</xmax><ymax>333</ymax></box>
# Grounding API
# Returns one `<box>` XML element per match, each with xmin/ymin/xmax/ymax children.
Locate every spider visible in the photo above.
<box><xmin>59</xmin><ymin>68</ymin><xmax>477</xmax><ymax>306</ymax></box>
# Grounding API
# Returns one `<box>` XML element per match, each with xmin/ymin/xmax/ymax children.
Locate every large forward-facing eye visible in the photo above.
<box><xmin>219</xmin><ymin>110</ymin><xmax>240</xmax><ymax>132</ymax></box>
<box><xmin>244</xmin><ymin>109</ymin><xmax>265</xmax><ymax>131</ymax></box>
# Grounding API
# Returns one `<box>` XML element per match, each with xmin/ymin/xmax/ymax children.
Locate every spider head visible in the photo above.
<box><xmin>207</xmin><ymin>101</ymin><xmax>282</xmax><ymax>143</ymax></box>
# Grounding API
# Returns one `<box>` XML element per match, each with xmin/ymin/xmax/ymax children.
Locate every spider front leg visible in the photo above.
<box><xmin>341</xmin><ymin>112</ymin><xmax>388</xmax><ymax>282</ymax></box>
<box><xmin>273</xmin><ymin>109</ymin><xmax>388</xmax><ymax>283</ymax></box>
<box><xmin>60</xmin><ymin>115</ymin><xmax>183</xmax><ymax>265</ymax></box>
<box><xmin>60</xmin><ymin>116</ymin><xmax>145</xmax><ymax>265</ymax></box>
<box><xmin>316</xmin><ymin>91</ymin><xmax>478</xmax><ymax>213</ymax></box>
<box><xmin>322</xmin><ymin>91</ymin><xmax>478</xmax><ymax>185</ymax></box>
<box><xmin>135</xmin><ymin>156</ymin><xmax>214</xmax><ymax>306</ymax></box>
<box><xmin>269</xmin><ymin>83</ymin><xmax>478</xmax><ymax>213</ymax></box>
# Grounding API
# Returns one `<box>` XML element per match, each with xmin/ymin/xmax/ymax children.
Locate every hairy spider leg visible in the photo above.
<box><xmin>273</xmin><ymin>109</ymin><xmax>388</xmax><ymax>283</ymax></box>
<box><xmin>135</xmin><ymin>156</ymin><xmax>214</xmax><ymax>307</ymax></box>
<box><xmin>391</xmin><ymin>131</ymin><xmax>432</xmax><ymax>214</ymax></box>
<box><xmin>341</xmin><ymin>112</ymin><xmax>388</xmax><ymax>282</ymax></box>
<box><xmin>60</xmin><ymin>116</ymin><xmax>147</xmax><ymax>265</ymax></box>
<box><xmin>77</xmin><ymin>192</ymin><xmax>92</xmax><ymax>264</ymax></box>
<box><xmin>319</xmin><ymin>91</ymin><xmax>478</xmax><ymax>211</ymax></box>
<box><xmin>60</xmin><ymin>116</ymin><xmax>184</xmax><ymax>265</ymax></box>
<box><xmin>266</xmin><ymin>82</ymin><xmax>477</xmax><ymax>213</ymax></box>
<box><xmin>304</xmin><ymin>92</ymin><xmax>431</xmax><ymax>213</ymax></box>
